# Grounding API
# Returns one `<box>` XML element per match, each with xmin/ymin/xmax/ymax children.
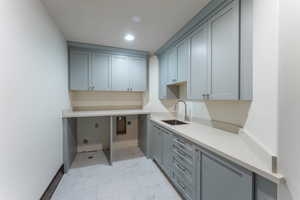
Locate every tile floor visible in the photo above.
<box><xmin>52</xmin><ymin>147</ymin><xmax>182</xmax><ymax>200</ymax></box>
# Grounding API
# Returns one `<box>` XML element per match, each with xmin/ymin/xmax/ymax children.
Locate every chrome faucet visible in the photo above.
<box><xmin>175</xmin><ymin>99</ymin><xmax>189</xmax><ymax>122</ymax></box>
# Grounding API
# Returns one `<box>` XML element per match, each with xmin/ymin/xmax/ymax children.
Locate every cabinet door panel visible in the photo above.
<box><xmin>209</xmin><ymin>1</ymin><xmax>239</xmax><ymax>100</ymax></box>
<box><xmin>177</xmin><ymin>39</ymin><xmax>190</xmax><ymax>82</ymax></box>
<box><xmin>111</xmin><ymin>56</ymin><xmax>129</xmax><ymax>91</ymax></box>
<box><xmin>201</xmin><ymin>153</ymin><xmax>253</xmax><ymax>200</ymax></box>
<box><xmin>189</xmin><ymin>25</ymin><xmax>209</xmax><ymax>100</ymax></box>
<box><xmin>91</xmin><ymin>53</ymin><xmax>110</xmax><ymax>91</ymax></box>
<box><xmin>159</xmin><ymin>55</ymin><xmax>168</xmax><ymax>99</ymax></box>
<box><xmin>69</xmin><ymin>51</ymin><xmax>90</xmax><ymax>90</ymax></box>
<box><xmin>129</xmin><ymin>57</ymin><xmax>147</xmax><ymax>91</ymax></box>
<box><xmin>162</xmin><ymin>130</ymin><xmax>173</xmax><ymax>177</ymax></box>
<box><xmin>168</xmin><ymin>48</ymin><xmax>178</xmax><ymax>84</ymax></box>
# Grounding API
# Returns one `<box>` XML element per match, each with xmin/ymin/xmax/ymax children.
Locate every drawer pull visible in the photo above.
<box><xmin>177</xmin><ymin>179</ymin><xmax>186</xmax><ymax>191</ymax></box>
<box><xmin>175</xmin><ymin>162</ymin><xmax>186</xmax><ymax>173</ymax></box>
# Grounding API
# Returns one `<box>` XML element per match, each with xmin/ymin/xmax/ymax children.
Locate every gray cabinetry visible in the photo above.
<box><xmin>111</xmin><ymin>56</ymin><xmax>129</xmax><ymax>91</ymax></box>
<box><xmin>199</xmin><ymin>151</ymin><xmax>253</xmax><ymax>200</ymax></box>
<box><xmin>189</xmin><ymin>24</ymin><xmax>209</xmax><ymax>100</ymax></box>
<box><xmin>128</xmin><ymin>57</ymin><xmax>147</xmax><ymax>91</ymax></box>
<box><xmin>69</xmin><ymin>44</ymin><xmax>147</xmax><ymax>92</ymax></box>
<box><xmin>152</xmin><ymin>125</ymin><xmax>163</xmax><ymax>165</ymax></box>
<box><xmin>168</xmin><ymin>47</ymin><xmax>178</xmax><ymax>84</ymax></box>
<box><xmin>69</xmin><ymin>50</ymin><xmax>90</xmax><ymax>91</ymax></box>
<box><xmin>177</xmin><ymin>39</ymin><xmax>190</xmax><ymax>83</ymax></box>
<box><xmin>161</xmin><ymin>129</ymin><xmax>173</xmax><ymax>177</ymax></box>
<box><xmin>208</xmin><ymin>0</ymin><xmax>239</xmax><ymax>100</ymax></box>
<box><xmin>91</xmin><ymin>53</ymin><xmax>111</xmax><ymax>91</ymax></box>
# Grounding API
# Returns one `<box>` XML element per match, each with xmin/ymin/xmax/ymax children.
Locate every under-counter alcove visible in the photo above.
<box><xmin>63</xmin><ymin>114</ymin><xmax>149</xmax><ymax>173</ymax></box>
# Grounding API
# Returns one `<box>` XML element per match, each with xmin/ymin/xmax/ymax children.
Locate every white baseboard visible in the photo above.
<box><xmin>113</xmin><ymin>140</ymin><xmax>138</xmax><ymax>150</ymax></box>
<box><xmin>77</xmin><ymin>144</ymin><xmax>103</xmax><ymax>153</ymax></box>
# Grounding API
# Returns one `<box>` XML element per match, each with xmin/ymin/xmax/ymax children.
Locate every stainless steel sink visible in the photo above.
<box><xmin>162</xmin><ymin>120</ymin><xmax>187</xmax><ymax>125</ymax></box>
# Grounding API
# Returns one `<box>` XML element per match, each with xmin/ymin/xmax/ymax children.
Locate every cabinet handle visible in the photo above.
<box><xmin>175</xmin><ymin>162</ymin><xmax>186</xmax><ymax>173</ymax></box>
<box><xmin>172</xmin><ymin>79</ymin><xmax>177</xmax><ymax>82</ymax></box>
<box><xmin>177</xmin><ymin>180</ymin><xmax>186</xmax><ymax>191</ymax></box>
<box><xmin>206</xmin><ymin>94</ymin><xmax>210</xmax><ymax>99</ymax></box>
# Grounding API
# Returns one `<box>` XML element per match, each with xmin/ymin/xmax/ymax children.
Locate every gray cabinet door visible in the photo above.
<box><xmin>162</xmin><ymin>130</ymin><xmax>173</xmax><ymax>177</ymax></box>
<box><xmin>159</xmin><ymin>54</ymin><xmax>168</xmax><ymax>99</ymax></box>
<box><xmin>152</xmin><ymin>126</ymin><xmax>163</xmax><ymax>165</ymax></box>
<box><xmin>189</xmin><ymin>24</ymin><xmax>209</xmax><ymax>100</ymax></box>
<box><xmin>91</xmin><ymin>53</ymin><xmax>111</xmax><ymax>91</ymax></box>
<box><xmin>129</xmin><ymin>57</ymin><xmax>147</xmax><ymax>91</ymax></box>
<box><xmin>168</xmin><ymin>47</ymin><xmax>178</xmax><ymax>84</ymax></box>
<box><xmin>69</xmin><ymin>50</ymin><xmax>90</xmax><ymax>90</ymax></box>
<box><xmin>177</xmin><ymin>39</ymin><xmax>190</xmax><ymax>83</ymax></box>
<box><xmin>201</xmin><ymin>153</ymin><xmax>253</xmax><ymax>200</ymax></box>
<box><xmin>208</xmin><ymin>0</ymin><xmax>239</xmax><ymax>100</ymax></box>
<box><xmin>111</xmin><ymin>56</ymin><xmax>129</xmax><ymax>91</ymax></box>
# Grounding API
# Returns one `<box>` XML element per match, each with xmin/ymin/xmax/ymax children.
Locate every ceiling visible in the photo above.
<box><xmin>42</xmin><ymin>0</ymin><xmax>211</xmax><ymax>53</ymax></box>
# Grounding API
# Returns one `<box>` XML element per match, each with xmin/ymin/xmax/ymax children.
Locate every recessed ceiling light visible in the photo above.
<box><xmin>124</xmin><ymin>34</ymin><xmax>135</xmax><ymax>42</ymax></box>
<box><xmin>132</xmin><ymin>16</ymin><xmax>141</xmax><ymax>23</ymax></box>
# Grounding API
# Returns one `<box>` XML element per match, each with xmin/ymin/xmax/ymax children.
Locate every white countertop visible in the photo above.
<box><xmin>62</xmin><ymin>109</ymin><xmax>151</xmax><ymax>118</ymax></box>
<box><xmin>149</xmin><ymin>114</ymin><xmax>284</xmax><ymax>184</ymax></box>
<box><xmin>62</xmin><ymin>109</ymin><xmax>283</xmax><ymax>183</ymax></box>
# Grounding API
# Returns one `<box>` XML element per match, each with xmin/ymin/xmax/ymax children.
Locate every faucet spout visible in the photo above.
<box><xmin>175</xmin><ymin>99</ymin><xmax>189</xmax><ymax>122</ymax></box>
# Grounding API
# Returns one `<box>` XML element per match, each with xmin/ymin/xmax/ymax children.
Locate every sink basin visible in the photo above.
<box><xmin>162</xmin><ymin>120</ymin><xmax>187</xmax><ymax>125</ymax></box>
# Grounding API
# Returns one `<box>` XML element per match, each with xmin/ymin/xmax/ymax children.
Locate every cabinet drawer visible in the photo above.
<box><xmin>173</xmin><ymin>137</ymin><xmax>194</xmax><ymax>155</ymax></box>
<box><xmin>173</xmin><ymin>144</ymin><xmax>194</xmax><ymax>164</ymax></box>
<box><xmin>172</xmin><ymin>171</ymin><xmax>193</xmax><ymax>200</ymax></box>
<box><xmin>173</xmin><ymin>157</ymin><xmax>193</xmax><ymax>184</ymax></box>
<box><xmin>173</xmin><ymin>151</ymin><xmax>193</xmax><ymax>172</ymax></box>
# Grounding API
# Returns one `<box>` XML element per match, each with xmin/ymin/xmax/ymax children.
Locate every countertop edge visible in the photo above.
<box><xmin>149</xmin><ymin>118</ymin><xmax>284</xmax><ymax>184</ymax></box>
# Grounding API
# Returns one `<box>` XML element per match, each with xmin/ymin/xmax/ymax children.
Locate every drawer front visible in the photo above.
<box><xmin>173</xmin><ymin>157</ymin><xmax>193</xmax><ymax>184</ymax></box>
<box><xmin>173</xmin><ymin>137</ymin><xmax>194</xmax><ymax>155</ymax></box>
<box><xmin>173</xmin><ymin>150</ymin><xmax>193</xmax><ymax>171</ymax></box>
<box><xmin>172</xmin><ymin>170</ymin><xmax>193</xmax><ymax>200</ymax></box>
<box><xmin>173</xmin><ymin>144</ymin><xmax>194</xmax><ymax>164</ymax></box>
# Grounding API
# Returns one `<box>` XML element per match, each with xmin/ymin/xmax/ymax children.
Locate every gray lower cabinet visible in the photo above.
<box><xmin>198</xmin><ymin>150</ymin><xmax>253</xmax><ymax>200</ymax></box>
<box><xmin>152</xmin><ymin>125</ymin><xmax>163</xmax><ymax>165</ymax></box>
<box><xmin>148</xmin><ymin>121</ymin><xmax>277</xmax><ymax>200</ymax></box>
<box><xmin>161</xmin><ymin>129</ymin><xmax>173</xmax><ymax>177</ymax></box>
<box><xmin>69</xmin><ymin>50</ymin><xmax>90</xmax><ymax>91</ymax></box>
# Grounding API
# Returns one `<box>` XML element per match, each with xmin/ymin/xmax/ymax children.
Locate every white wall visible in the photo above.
<box><xmin>277</xmin><ymin>0</ymin><xmax>300</xmax><ymax>199</ymax></box>
<box><xmin>0</xmin><ymin>1</ymin><xmax>70</xmax><ymax>199</ymax></box>
<box><xmin>243</xmin><ymin>0</ymin><xmax>279</xmax><ymax>155</ymax></box>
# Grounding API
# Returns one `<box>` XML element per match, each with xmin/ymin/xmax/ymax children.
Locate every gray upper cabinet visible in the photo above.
<box><xmin>111</xmin><ymin>56</ymin><xmax>129</xmax><ymax>91</ymax></box>
<box><xmin>189</xmin><ymin>24</ymin><xmax>209</xmax><ymax>100</ymax></box>
<box><xmin>200</xmin><ymin>152</ymin><xmax>253</xmax><ymax>200</ymax></box>
<box><xmin>69</xmin><ymin>50</ymin><xmax>90</xmax><ymax>91</ymax></box>
<box><xmin>167</xmin><ymin>47</ymin><xmax>178</xmax><ymax>84</ymax></box>
<box><xmin>208</xmin><ymin>0</ymin><xmax>240</xmax><ymax>100</ymax></box>
<box><xmin>159</xmin><ymin>54</ymin><xmax>168</xmax><ymax>99</ymax></box>
<box><xmin>69</xmin><ymin>43</ymin><xmax>148</xmax><ymax>92</ymax></box>
<box><xmin>128</xmin><ymin>57</ymin><xmax>147</xmax><ymax>91</ymax></box>
<box><xmin>177</xmin><ymin>39</ymin><xmax>190</xmax><ymax>83</ymax></box>
<box><xmin>91</xmin><ymin>53</ymin><xmax>111</xmax><ymax>91</ymax></box>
